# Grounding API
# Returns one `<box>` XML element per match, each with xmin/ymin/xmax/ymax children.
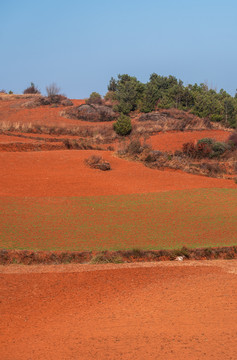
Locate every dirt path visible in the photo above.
<box><xmin>1</xmin><ymin>260</ymin><xmax>237</xmax><ymax>359</ymax></box>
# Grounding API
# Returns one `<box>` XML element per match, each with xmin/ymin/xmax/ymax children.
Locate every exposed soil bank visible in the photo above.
<box><xmin>1</xmin><ymin>246</ymin><xmax>237</xmax><ymax>265</ymax></box>
<box><xmin>1</xmin><ymin>260</ymin><xmax>237</xmax><ymax>359</ymax></box>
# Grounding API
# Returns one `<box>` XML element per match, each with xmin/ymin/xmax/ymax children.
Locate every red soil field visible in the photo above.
<box><xmin>148</xmin><ymin>130</ymin><xmax>231</xmax><ymax>152</ymax></box>
<box><xmin>1</xmin><ymin>260</ymin><xmax>237</xmax><ymax>360</ymax></box>
<box><xmin>1</xmin><ymin>97</ymin><xmax>236</xmax><ymax>360</ymax></box>
<box><xmin>0</xmin><ymin>98</ymin><xmax>113</xmax><ymax>127</ymax></box>
<box><xmin>0</xmin><ymin>150</ymin><xmax>235</xmax><ymax>197</ymax></box>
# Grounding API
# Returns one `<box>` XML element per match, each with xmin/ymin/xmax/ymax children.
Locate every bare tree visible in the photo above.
<box><xmin>46</xmin><ymin>83</ymin><xmax>60</xmax><ymax>97</ymax></box>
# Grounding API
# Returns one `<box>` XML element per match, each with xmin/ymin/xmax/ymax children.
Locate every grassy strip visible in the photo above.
<box><xmin>1</xmin><ymin>189</ymin><xmax>237</xmax><ymax>252</ymax></box>
<box><xmin>1</xmin><ymin>246</ymin><xmax>237</xmax><ymax>265</ymax></box>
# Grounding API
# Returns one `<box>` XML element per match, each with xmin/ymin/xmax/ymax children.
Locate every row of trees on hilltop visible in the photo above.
<box><xmin>106</xmin><ymin>74</ymin><xmax>237</xmax><ymax>128</ymax></box>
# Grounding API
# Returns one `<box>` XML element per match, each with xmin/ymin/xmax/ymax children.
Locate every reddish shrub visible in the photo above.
<box><xmin>229</xmin><ymin>132</ymin><xmax>237</xmax><ymax>148</ymax></box>
<box><xmin>182</xmin><ymin>141</ymin><xmax>196</xmax><ymax>157</ymax></box>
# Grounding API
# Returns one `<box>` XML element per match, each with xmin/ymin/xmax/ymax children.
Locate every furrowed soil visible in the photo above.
<box><xmin>1</xmin><ymin>260</ymin><xmax>237</xmax><ymax>360</ymax></box>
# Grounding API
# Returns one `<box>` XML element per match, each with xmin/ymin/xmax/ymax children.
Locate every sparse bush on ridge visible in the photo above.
<box><xmin>62</xmin><ymin>104</ymin><xmax>118</xmax><ymax>122</ymax></box>
<box><xmin>23</xmin><ymin>82</ymin><xmax>40</xmax><ymax>94</ymax></box>
<box><xmin>86</xmin><ymin>92</ymin><xmax>103</xmax><ymax>105</ymax></box>
<box><xmin>46</xmin><ymin>83</ymin><xmax>61</xmax><ymax>97</ymax></box>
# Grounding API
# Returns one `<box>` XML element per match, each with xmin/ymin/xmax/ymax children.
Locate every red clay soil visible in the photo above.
<box><xmin>0</xmin><ymin>134</ymin><xmax>42</xmax><ymax>143</ymax></box>
<box><xmin>0</xmin><ymin>150</ymin><xmax>235</xmax><ymax>196</ymax></box>
<box><xmin>0</xmin><ymin>142</ymin><xmax>65</xmax><ymax>152</ymax></box>
<box><xmin>1</xmin><ymin>260</ymin><xmax>237</xmax><ymax>360</ymax></box>
<box><xmin>0</xmin><ymin>98</ymin><xmax>113</xmax><ymax>127</ymax></box>
<box><xmin>148</xmin><ymin>130</ymin><xmax>231</xmax><ymax>152</ymax></box>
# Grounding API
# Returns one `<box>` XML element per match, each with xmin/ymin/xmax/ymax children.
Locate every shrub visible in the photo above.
<box><xmin>85</xmin><ymin>155</ymin><xmax>111</xmax><ymax>171</ymax></box>
<box><xmin>46</xmin><ymin>83</ymin><xmax>60</xmax><ymax>96</ymax></box>
<box><xmin>228</xmin><ymin>132</ymin><xmax>237</xmax><ymax>148</ymax></box>
<box><xmin>182</xmin><ymin>141</ymin><xmax>196</xmax><ymax>157</ymax></box>
<box><xmin>210</xmin><ymin>141</ymin><xmax>229</xmax><ymax>158</ymax></box>
<box><xmin>86</xmin><ymin>92</ymin><xmax>102</xmax><ymax>105</ymax></box>
<box><xmin>210</xmin><ymin>114</ymin><xmax>223</xmax><ymax>122</ymax></box>
<box><xmin>196</xmin><ymin>142</ymin><xmax>212</xmax><ymax>157</ymax></box>
<box><xmin>90</xmin><ymin>253</ymin><xmax>123</xmax><ymax>264</ymax></box>
<box><xmin>8</xmin><ymin>90</ymin><xmax>13</xmax><ymax>94</ymax></box>
<box><xmin>127</xmin><ymin>139</ymin><xmax>142</xmax><ymax>155</ymax></box>
<box><xmin>183</xmin><ymin>139</ymin><xmax>228</xmax><ymax>159</ymax></box>
<box><xmin>197</xmin><ymin>138</ymin><xmax>214</xmax><ymax>146</ymax></box>
<box><xmin>104</xmin><ymin>91</ymin><xmax>117</xmax><ymax>101</ymax></box>
<box><xmin>23</xmin><ymin>82</ymin><xmax>40</xmax><ymax>94</ymax></box>
<box><xmin>113</xmin><ymin>114</ymin><xmax>132</xmax><ymax>136</ymax></box>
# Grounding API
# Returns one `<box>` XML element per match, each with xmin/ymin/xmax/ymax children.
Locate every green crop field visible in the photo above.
<box><xmin>0</xmin><ymin>188</ymin><xmax>237</xmax><ymax>251</ymax></box>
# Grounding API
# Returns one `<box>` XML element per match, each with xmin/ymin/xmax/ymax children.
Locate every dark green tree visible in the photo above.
<box><xmin>113</xmin><ymin>114</ymin><xmax>132</xmax><ymax>135</ymax></box>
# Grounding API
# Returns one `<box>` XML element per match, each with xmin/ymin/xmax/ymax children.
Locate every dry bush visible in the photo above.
<box><xmin>0</xmin><ymin>121</ymin><xmax>115</xmax><ymax>143</ymax></box>
<box><xmin>90</xmin><ymin>253</ymin><xmax>123</xmax><ymax>264</ymax></box>
<box><xmin>229</xmin><ymin>132</ymin><xmax>237</xmax><ymax>148</ymax></box>
<box><xmin>21</xmin><ymin>94</ymin><xmax>73</xmax><ymax>109</ymax></box>
<box><xmin>182</xmin><ymin>140</ymin><xmax>229</xmax><ymax>159</ymax></box>
<box><xmin>63</xmin><ymin>139</ymin><xmax>102</xmax><ymax>150</ymax></box>
<box><xmin>61</xmin><ymin>104</ymin><xmax>118</xmax><ymax>122</ymax></box>
<box><xmin>46</xmin><ymin>83</ymin><xmax>60</xmax><ymax>96</ymax></box>
<box><xmin>85</xmin><ymin>155</ymin><xmax>111</xmax><ymax>171</ymax></box>
<box><xmin>182</xmin><ymin>141</ymin><xmax>212</xmax><ymax>158</ymax></box>
<box><xmin>137</xmin><ymin>110</ymin><xmax>212</xmax><ymax>133</ymax></box>
<box><xmin>117</xmin><ymin>137</ymin><xmax>151</xmax><ymax>157</ymax></box>
<box><xmin>23</xmin><ymin>83</ymin><xmax>40</xmax><ymax>94</ymax></box>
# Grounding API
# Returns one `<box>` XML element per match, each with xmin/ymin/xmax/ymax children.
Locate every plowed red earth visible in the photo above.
<box><xmin>0</xmin><ymin>98</ymin><xmax>113</xmax><ymax>127</ymax></box>
<box><xmin>1</xmin><ymin>260</ymin><xmax>237</xmax><ymax>360</ymax></box>
<box><xmin>148</xmin><ymin>130</ymin><xmax>230</xmax><ymax>151</ymax></box>
<box><xmin>0</xmin><ymin>150</ymin><xmax>235</xmax><ymax>196</ymax></box>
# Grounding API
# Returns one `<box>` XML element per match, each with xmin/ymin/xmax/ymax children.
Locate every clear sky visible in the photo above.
<box><xmin>1</xmin><ymin>0</ymin><xmax>236</xmax><ymax>98</ymax></box>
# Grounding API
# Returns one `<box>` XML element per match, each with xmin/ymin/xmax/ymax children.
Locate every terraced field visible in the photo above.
<box><xmin>1</xmin><ymin>189</ymin><xmax>237</xmax><ymax>251</ymax></box>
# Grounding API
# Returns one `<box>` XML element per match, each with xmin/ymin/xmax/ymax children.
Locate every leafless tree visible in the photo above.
<box><xmin>46</xmin><ymin>83</ymin><xmax>60</xmax><ymax>96</ymax></box>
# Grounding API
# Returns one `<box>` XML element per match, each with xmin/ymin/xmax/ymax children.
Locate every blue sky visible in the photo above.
<box><xmin>1</xmin><ymin>0</ymin><xmax>236</xmax><ymax>98</ymax></box>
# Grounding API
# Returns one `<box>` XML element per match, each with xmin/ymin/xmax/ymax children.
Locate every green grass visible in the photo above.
<box><xmin>0</xmin><ymin>188</ymin><xmax>237</xmax><ymax>251</ymax></box>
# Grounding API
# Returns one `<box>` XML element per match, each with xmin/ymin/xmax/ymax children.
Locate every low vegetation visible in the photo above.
<box><xmin>1</xmin><ymin>246</ymin><xmax>237</xmax><ymax>265</ymax></box>
<box><xmin>0</xmin><ymin>121</ymin><xmax>116</xmax><ymax>142</ymax></box>
<box><xmin>116</xmin><ymin>134</ymin><xmax>237</xmax><ymax>179</ymax></box>
<box><xmin>85</xmin><ymin>155</ymin><xmax>111</xmax><ymax>170</ymax></box>
<box><xmin>62</xmin><ymin>103</ymin><xmax>118</xmax><ymax>122</ymax></box>
<box><xmin>23</xmin><ymin>82</ymin><xmax>40</xmax><ymax>94</ymax></box>
<box><xmin>86</xmin><ymin>92</ymin><xmax>103</xmax><ymax>105</ymax></box>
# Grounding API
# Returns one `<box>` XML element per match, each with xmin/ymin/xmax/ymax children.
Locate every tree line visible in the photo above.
<box><xmin>106</xmin><ymin>74</ymin><xmax>237</xmax><ymax>128</ymax></box>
